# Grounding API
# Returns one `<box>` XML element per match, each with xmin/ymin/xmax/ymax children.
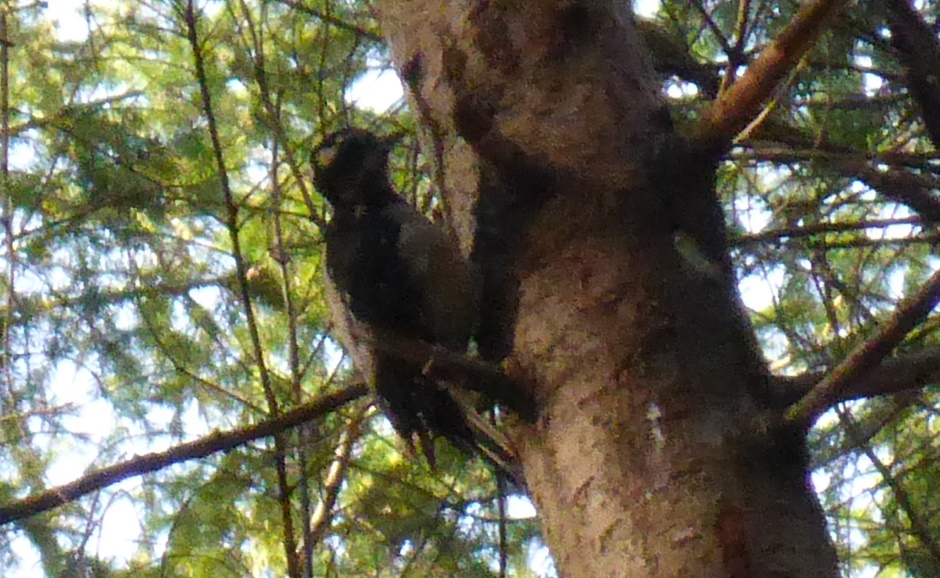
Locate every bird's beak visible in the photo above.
<box><xmin>314</xmin><ymin>145</ymin><xmax>337</xmax><ymax>168</ymax></box>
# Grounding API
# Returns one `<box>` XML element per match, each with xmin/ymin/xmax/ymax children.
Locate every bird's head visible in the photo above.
<box><xmin>312</xmin><ymin>128</ymin><xmax>400</xmax><ymax>209</ymax></box>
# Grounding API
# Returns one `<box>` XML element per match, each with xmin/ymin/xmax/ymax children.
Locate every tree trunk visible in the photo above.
<box><xmin>377</xmin><ymin>1</ymin><xmax>840</xmax><ymax>576</ymax></box>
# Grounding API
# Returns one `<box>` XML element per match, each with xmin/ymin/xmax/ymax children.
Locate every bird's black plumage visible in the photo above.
<box><xmin>313</xmin><ymin>128</ymin><xmax>481</xmax><ymax>463</ymax></box>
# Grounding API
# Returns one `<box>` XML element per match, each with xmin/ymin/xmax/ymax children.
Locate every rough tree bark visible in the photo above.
<box><xmin>377</xmin><ymin>2</ymin><xmax>840</xmax><ymax>577</ymax></box>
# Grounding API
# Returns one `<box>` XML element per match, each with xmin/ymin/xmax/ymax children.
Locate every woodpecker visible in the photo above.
<box><xmin>313</xmin><ymin>127</ymin><xmax>483</xmax><ymax>465</ymax></box>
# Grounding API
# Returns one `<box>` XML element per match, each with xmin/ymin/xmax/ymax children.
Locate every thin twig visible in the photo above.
<box><xmin>731</xmin><ymin>217</ymin><xmax>925</xmax><ymax>247</ymax></box>
<box><xmin>277</xmin><ymin>0</ymin><xmax>382</xmax><ymax>43</ymax></box>
<box><xmin>718</xmin><ymin>0</ymin><xmax>751</xmax><ymax>95</ymax></box>
<box><xmin>182</xmin><ymin>2</ymin><xmax>299</xmax><ymax>575</ymax></box>
<box><xmin>231</xmin><ymin>0</ymin><xmax>322</xmax><ymax>229</ymax></box>
<box><xmin>1</xmin><ymin>0</ymin><xmax>15</xmax><ymax>387</ymax></box>
<box><xmin>691</xmin><ymin>0</ymin><xmax>734</xmax><ymax>59</ymax></box>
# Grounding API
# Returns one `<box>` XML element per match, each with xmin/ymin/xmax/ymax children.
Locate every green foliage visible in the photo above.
<box><xmin>1</xmin><ymin>0</ymin><xmax>939</xmax><ymax>577</ymax></box>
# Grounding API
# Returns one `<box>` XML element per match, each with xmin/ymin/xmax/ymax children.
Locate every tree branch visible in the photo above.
<box><xmin>0</xmin><ymin>386</ymin><xmax>367</xmax><ymax>527</ymax></box>
<box><xmin>278</xmin><ymin>0</ymin><xmax>382</xmax><ymax>43</ymax></box>
<box><xmin>743</xmin><ymin>128</ymin><xmax>940</xmax><ymax>224</ymax></box>
<box><xmin>184</xmin><ymin>3</ymin><xmax>301</xmax><ymax>574</ymax></box>
<box><xmin>361</xmin><ymin>327</ymin><xmax>536</xmax><ymax>422</ymax></box>
<box><xmin>698</xmin><ymin>0</ymin><xmax>850</xmax><ymax>148</ymax></box>
<box><xmin>780</xmin><ymin>347</ymin><xmax>940</xmax><ymax>407</ymax></box>
<box><xmin>231</xmin><ymin>0</ymin><xmax>323</xmax><ymax>230</ymax></box>
<box><xmin>786</xmin><ymin>268</ymin><xmax>940</xmax><ymax>424</ymax></box>
<box><xmin>731</xmin><ymin>217</ymin><xmax>925</xmax><ymax>247</ymax></box>
<box><xmin>307</xmin><ymin>408</ymin><xmax>365</xmax><ymax>546</ymax></box>
<box><xmin>1</xmin><ymin>4</ymin><xmax>13</xmax><ymax>381</ymax></box>
<box><xmin>883</xmin><ymin>0</ymin><xmax>940</xmax><ymax>147</ymax></box>
<box><xmin>837</xmin><ymin>406</ymin><xmax>940</xmax><ymax>562</ymax></box>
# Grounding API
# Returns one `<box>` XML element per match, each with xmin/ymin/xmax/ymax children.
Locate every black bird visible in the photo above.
<box><xmin>313</xmin><ymin>127</ymin><xmax>482</xmax><ymax>465</ymax></box>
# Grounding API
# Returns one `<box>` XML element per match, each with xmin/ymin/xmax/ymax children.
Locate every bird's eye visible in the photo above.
<box><xmin>315</xmin><ymin>145</ymin><xmax>337</xmax><ymax>167</ymax></box>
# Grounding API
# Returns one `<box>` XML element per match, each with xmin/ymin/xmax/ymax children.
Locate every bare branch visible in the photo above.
<box><xmin>277</xmin><ymin>0</ymin><xmax>382</xmax><ymax>43</ymax></box>
<box><xmin>732</xmin><ymin>217</ymin><xmax>925</xmax><ymax>247</ymax></box>
<box><xmin>779</xmin><ymin>347</ymin><xmax>940</xmax><ymax>407</ymax></box>
<box><xmin>361</xmin><ymin>327</ymin><xmax>535</xmax><ymax>421</ymax></box>
<box><xmin>1</xmin><ymin>4</ymin><xmax>13</xmax><ymax>382</ymax></box>
<box><xmin>698</xmin><ymin>0</ymin><xmax>850</xmax><ymax>148</ymax></box>
<box><xmin>0</xmin><ymin>386</ymin><xmax>367</xmax><ymax>526</ymax></box>
<box><xmin>787</xmin><ymin>268</ymin><xmax>940</xmax><ymax>424</ymax></box>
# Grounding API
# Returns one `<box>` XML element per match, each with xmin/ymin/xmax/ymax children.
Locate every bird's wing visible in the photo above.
<box><xmin>382</xmin><ymin>203</ymin><xmax>480</xmax><ymax>351</ymax></box>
